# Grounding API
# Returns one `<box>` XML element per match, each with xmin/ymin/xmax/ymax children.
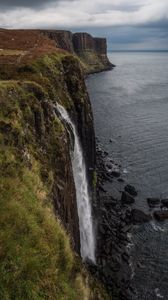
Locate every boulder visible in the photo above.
<box><xmin>131</xmin><ymin>209</ymin><xmax>152</xmax><ymax>225</ymax></box>
<box><xmin>111</xmin><ymin>171</ymin><xmax>121</xmax><ymax>178</ymax></box>
<box><xmin>147</xmin><ymin>198</ymin><xmax>160</xmax><ymax>208</ymax></box>
<box><xmin>154</xmin><ymin>210</ymin><xmax>168</xmax><ymax>221</ymax></box>
<box><xmin>121</xmin><ymin>192</ymin><xmax>135</xmax><ymax>205</ymax></box>
<box><xmin>104</xmin><ymin>151</ymin><xmax>108</xmax><ymax>156</ymax></box>
<box><xmin>106</xmin><ymin>163</ymin><xmax>113</xmax><ymax>170</ymax></box>
<box><xmin>161</xmin><ymin>199</ymin><xmax>168</xmax><ymax>208</ymax></box>
<box><xmin>118</xmin><ymin>178</ymin><xmax>125</xmax><ymax>183</ymax></box>
<box><xmin>125</xmin><ymin>185</ymin><xmax>137</xmax><ymax>196</ymax></box>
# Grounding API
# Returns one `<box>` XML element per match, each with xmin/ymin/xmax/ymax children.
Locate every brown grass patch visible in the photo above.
<box><xmin>0</xmin><ymin>29</ymin><xmax>68</xmax><ymax>66</ymax></box>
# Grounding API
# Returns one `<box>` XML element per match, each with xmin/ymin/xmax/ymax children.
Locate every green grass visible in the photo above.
<box><xmin>93</xmin><ymin>171</ymin><xmax>97</xmax><ymax>189</ymax></box>
<box><xmin>76</xmin><ymin>51</ymin><xmax>105</xmax><ymax>74</ymax></box>
<box><xmin>0</xmin><ymin>159</ymin><xmax>78</xmax><ymax>300</ymax></box>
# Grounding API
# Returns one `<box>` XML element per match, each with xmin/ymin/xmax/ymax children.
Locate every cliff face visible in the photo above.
<box><xmin>41</xmin><ymin>29</ymin><xmax>74</xmax><ymax>52</ymax></box>
<box><xmin>40</xmin><ymin>30</ymin><xmax>114</xmax><ymax>74</ymax></box>
<box><xmin>73</xmin><ymin>33</ymin><xmax>113</xmax><ymax>74</ymax></box>
<box><xmin>61</xmin><ymin>55</ymin><xmax>96</xmax><ymax>184</ymax></box>
<box><xmin>0</xmin><ymin>30</ymin><xmax>110</xmax><ymax>299</ymax></box>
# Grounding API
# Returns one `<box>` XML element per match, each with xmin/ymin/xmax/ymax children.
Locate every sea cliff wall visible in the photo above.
<box><xmin>41</xmin><ymin>29</ymin><xmax>74</xmax><ymax>52</ymax></box>
<box><xmin>40</xmin><ymin>30</ymin><xmax>114</xmax><ymax>74</ymax></box>
<box><xmin>0</xmin><ymin>29</ymin><xmax>110</xmax><ymax>299</ymax></box>
<box><xmin>72</xmin><ymin>32</ymin><xmax>113</xmax><ymax>73</ymax></box>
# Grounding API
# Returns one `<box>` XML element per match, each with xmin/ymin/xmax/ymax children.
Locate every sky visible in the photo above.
<box><xmin>0</xmin><ymin>0</ymin><xmax>168</xmax><ymax>50</ymax></box>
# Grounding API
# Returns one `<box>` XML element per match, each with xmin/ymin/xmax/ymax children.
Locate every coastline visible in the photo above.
<box><xmin>0</xmin><ymin>29</ymin><xmax>112</xmax><ymax>299</ymax></box>
<box><xmin>86</xmin><ymin>51</ymin><xmax>168</xmax><ymax>300</ymax></box>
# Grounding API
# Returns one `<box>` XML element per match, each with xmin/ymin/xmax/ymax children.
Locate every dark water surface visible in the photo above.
<box><xmin>86</xmin><ymin>52</ymin><xmax>168</xmax><ymax>299</ymax></box>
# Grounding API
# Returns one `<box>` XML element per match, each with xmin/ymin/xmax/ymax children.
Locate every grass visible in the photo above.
<box><xmin>0</xmin><ymin>159</ymin><xmax>78</xmax><ymax>300</ymax></box>
<box><xmin>76</xmin><ymin>50</ymin><xmax>105</xmax><ymax>74</ymax></box>
<box><xmin>93</xmin><ymin>171</ymin><xmax>97</xmax><ymax>189</ymax></box>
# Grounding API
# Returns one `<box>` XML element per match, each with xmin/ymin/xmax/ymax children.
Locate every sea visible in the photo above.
<box><xmin>86</xmin><ymin>51</ymin><xmax>168</xmax><ymax>300</ymax></box>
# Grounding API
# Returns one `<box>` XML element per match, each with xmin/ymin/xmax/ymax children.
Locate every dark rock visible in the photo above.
<box><xmin>118</xmin><ymin>178</ymin><xmax>125</xmax><ymax>183</ymax></box>
<box><xmin>99</xmin><ymin>185</ymin><xmax>107</xmax><ymax>193</ymax></box>
<box><xmin>111</xmin><ymin>171</ymin><xmax>121</xmax><ymax>178</ymax></box>
<box><xmin>121</xmin><ymin>192</ymin><xmax>135</xmax><ymax>204</ymax></box>
<box><xmin>120</xmin><ymin>225</ymin><xmax>131</xmax><ymax>233</ymax></box>
<box><xmin>124</xmin><ymin>184</ymin><xmax>137</xmax><ymax>196</ymax></box>
<box><xmin>106</xmin><ymin>163</ymin><xmax>113</xmax><ymax>170</ymax></box>
<box><xmin>122</xmin><ymin>253</ymin><xmax>130</xmax><ymax>263</ymax></box>
<box><xmin>131</xmin><ymin>209</ymin><xmax>152</xmax><ymax>224</ymax></box>
<box><xmin>43</xmin><ymin>30</ymin><xmax>74</xmax><ymax>52</ymax></box>
<box><xmin>104</xmin><ymin>151</ymin><xmax>108</xmax><ymax>156</ymax></box>
<box><xmin>147</xmin><ymin>197</ymin><xmax>160</xmax><ymax>208</ymax></box>
<box><xmin>154</xmin><ymin>210</ymin><xmax>168</xmax><ymax>221</ymax></box>
<box><xmin>161</xmin><ymin>199</ymin><xmax>168</xmax><ymax>208</ymax></box>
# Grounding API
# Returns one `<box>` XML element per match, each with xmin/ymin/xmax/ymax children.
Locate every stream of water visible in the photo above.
<box><xmin>56</xmin><ymin>103</ymin><xmax>95</xmax><ymax>263</ymax></box>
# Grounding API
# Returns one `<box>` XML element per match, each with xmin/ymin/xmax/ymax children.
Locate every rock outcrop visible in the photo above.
<box><xmin>154</xmin><ymin>210</ymin><xmax>168</xmax><ymax>221</ymax></box>
<box><xmin>40</xmin><ymin>30</ymin><xmax>114</xmax><ymax>74</ymax></box>
<box><xmin>73</xmin><ymin>32</ymin><xmax>114</xmax><ymax>73</ymax></box>
<box><xmin>41</xmin><ymin>29</ymin><xmax>74</xmax><ymax>52</ymax></box>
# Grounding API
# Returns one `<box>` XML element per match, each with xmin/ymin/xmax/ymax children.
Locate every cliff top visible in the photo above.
<box><xmin>0</xmin><ymin>29</ymin><xmax>55</xmax><ymax>50</ymax></box>
<box><xmin>0</xmin><ymin>29</ymin><xmax>68</xmax><ymax>67</ymax></box>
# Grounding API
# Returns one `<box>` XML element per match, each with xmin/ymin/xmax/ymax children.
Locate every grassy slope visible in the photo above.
<box><xmin>76</xmin><ymin>51</ymin><xmax>110</xmax><ymax>74</ymax></box>
<box><xmin>0</xmin><ymin>52</ymin><xmax>110</xmax><ymax>299</ymax></box>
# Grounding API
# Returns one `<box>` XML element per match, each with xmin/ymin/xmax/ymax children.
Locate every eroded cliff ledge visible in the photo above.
<box><xmin>0</xmin><ymin>29</ymin><xmax>110</xmax><ymax>299</ymax></box>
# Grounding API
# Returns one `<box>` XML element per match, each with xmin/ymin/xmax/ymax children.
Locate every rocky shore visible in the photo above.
<box><xmin>91</xmin><ymin>141</ymin><xmax>135</xmax><ymax>300</ymax></box>
<box><xmin>90</xmin><ymin>137</ymin><xmax>168</xmax><ymax>300</ymax></box>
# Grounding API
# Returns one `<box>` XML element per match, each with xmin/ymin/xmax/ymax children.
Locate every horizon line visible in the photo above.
<box><xmin>108</xmin><ymin>49</ymin><xmax>168</xmax><ymax>52</ymax></box>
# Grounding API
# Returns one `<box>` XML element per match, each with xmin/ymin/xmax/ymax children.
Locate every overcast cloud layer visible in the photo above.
<box><xmin>0</xmin><ymin>0</ymin><xmax>168</xmax><ymax>50</ymax></box>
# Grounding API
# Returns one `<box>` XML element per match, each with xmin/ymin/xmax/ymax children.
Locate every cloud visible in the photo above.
<box><xmin>0</xmin><ymin>0</ymin><xmax>168</xmax><ymax>28</ymax></box>
<box><xmin>0</xmin><ymin>0</ymin><xmax>167</xmax><ymax>49</ymax></box>
<box><xmin>0</xmin><ymin>0</ymin><xmax>59</xmax><ymax>9</ymax></box>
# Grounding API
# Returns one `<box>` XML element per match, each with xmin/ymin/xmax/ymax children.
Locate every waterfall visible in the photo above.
<box><xmin>56</xmin><ymin>104</ymin><xmax>95</xmax><ymax>263</ymax></box>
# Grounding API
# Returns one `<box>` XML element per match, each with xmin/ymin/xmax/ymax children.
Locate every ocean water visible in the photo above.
<box><xmin>86</xmin><ymin>52</ymin><xmax>168</xmax><ymax>299</ymax></box>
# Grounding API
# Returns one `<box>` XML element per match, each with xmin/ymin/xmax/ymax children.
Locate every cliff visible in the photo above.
<box><xmin>73</xmin><ymin>32</ymin><xmax>114</xmax><ymax>74</ymax></box>
<box><xmin>40</xmin><ymin>30</ymin><xmax>114</xmax><ymax>74</ymax></box>
<box><xmin>0</xmin><ymin>28</ymin><xmax>113</xmax><ymax>74</ymax></box>
<box><xmin>0</xmin><ymin>30</ymin><xmax>110</xmax><ymax>299</ymax></box>
<box><xmin>41</xmin><ymin>30</ymin><xmax>74</xmax><ymax>52</ymax></box>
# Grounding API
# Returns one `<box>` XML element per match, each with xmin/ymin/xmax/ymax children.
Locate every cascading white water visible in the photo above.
<box><xmin>56</xmin><ymin>104</ymin><xmax>95</xmax><ymax>263</ymax></box>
